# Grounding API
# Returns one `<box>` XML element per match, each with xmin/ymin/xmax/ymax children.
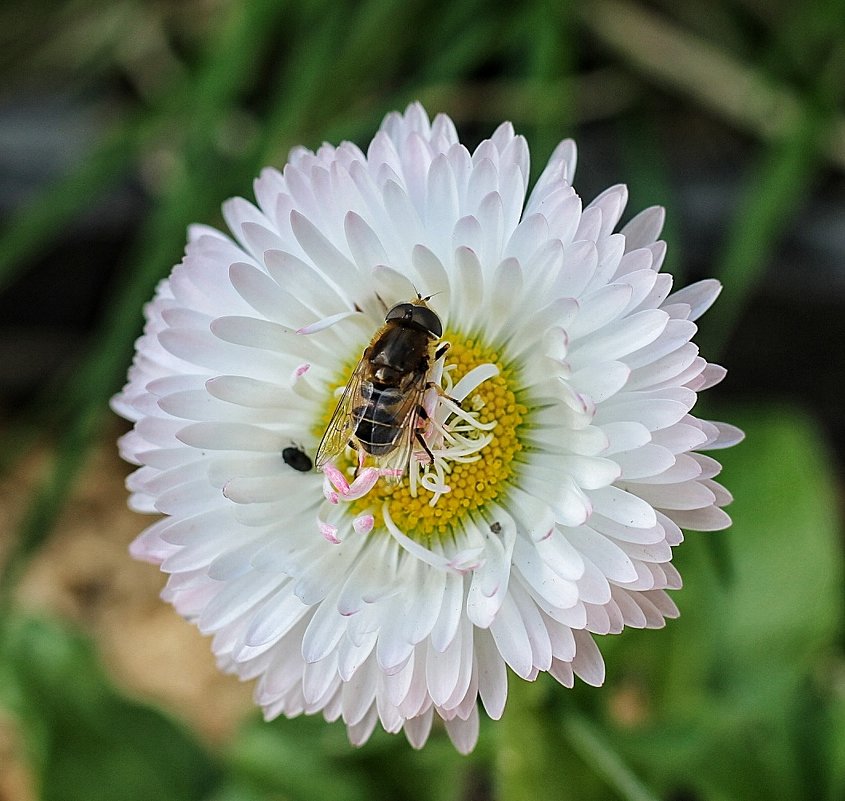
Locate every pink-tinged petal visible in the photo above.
<box><xmin>702</xmin><ymin>421</ymin><xmax>746</xmax><ymax>449</ymax></box>
<box><xmin>665</xmin><ymin>505</ymin><xmax>733</xmax><ymax>531</ymax></box>
<box><xmin>571</xmin><ymin>629</ymin><xmax>606</xmax><ymax>686</ymax></box>
<box><xmin>442</xmin><ymin>705</ymin><xmax>480</xmax><ymax>755</ymax></box>
<box><xmin>403</xmin><ymin>708</ymin><xmax>434</xmax><ymax>750</ymax></box>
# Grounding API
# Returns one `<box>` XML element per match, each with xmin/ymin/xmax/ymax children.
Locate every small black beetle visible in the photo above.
<box><xmin>282</xmin><ymin>446</ymin><xmax>313</xmax><ymax>473</ymax></box>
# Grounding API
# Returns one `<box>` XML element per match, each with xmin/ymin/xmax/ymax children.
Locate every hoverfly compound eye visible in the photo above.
<box><xmin>410</xmin><ymin>305</ymin><xmax>442</xmax><ymax>338</ymax></box>
<box><xmin>385</xmin><ymin>303</ymin><xmax>415</xmax><ymax>324</ymax></box>
<box><xmin>384</xmin><ymin>301</ymin><xmax>442</xmax><ymax>337</ymax></box>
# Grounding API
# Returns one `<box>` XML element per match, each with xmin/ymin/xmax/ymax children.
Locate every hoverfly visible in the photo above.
<box><xmin>315</xmin><ymin>296</ymin><xmax>447</xmax><ymax>483</ymax></box>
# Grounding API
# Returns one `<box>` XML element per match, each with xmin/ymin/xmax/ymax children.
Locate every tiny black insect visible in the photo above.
<box><xmin>490</xmin><ymin>521</ymin><xmax>502</xmax><ymax>534</ymax></box>
<box><xmin>282</xmin><ymin>446</ymin><xmax>313</xmax><ymax>473</ymax></box>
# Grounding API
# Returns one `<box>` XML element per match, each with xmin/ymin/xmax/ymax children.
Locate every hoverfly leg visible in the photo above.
<box><xmin>426</xmin><ymin>381</ymin><xmax>462</xmax><ymax>408</ymax></box>
<box><xmin>414</xmin><ymin>430</ymin><xmax>436</xmax><ymax>465</ymax></box>
<box><xmin>434</xmin><ymin>342</ymin><xmax>450</xmax><ymax>361</ymax></box>
<box><xmin>413</xmin><ymin>405</ymin><xmax>436</xmax><ymax>465</ymax></box>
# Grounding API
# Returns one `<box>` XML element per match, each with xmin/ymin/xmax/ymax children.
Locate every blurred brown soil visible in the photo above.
<box><xmin>6</xmin><ymin>426</ymin><xmax>255</xmax><ymax>746</ymax></box>
<box><xmin>0</xmin><ymin>710</ymin><xmax>36</xmax><ymax>801</ymax></box>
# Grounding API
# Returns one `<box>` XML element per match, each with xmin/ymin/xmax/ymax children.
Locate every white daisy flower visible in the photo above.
<box><xmin>113</xmin><ymin>103</ymin><xmax>742</xmax><ymax>754</ymax></box>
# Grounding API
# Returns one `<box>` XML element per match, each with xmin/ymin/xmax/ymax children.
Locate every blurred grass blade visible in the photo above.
<box><xmin>526</xmin><ymin>0</ymin><xmax>575</xmax><ymax>176</ymax></box>
<box><xmin>705</xmin><ymin>112</ymin><xmax>825</xmax><ymax>353</ymax></box>
<box><xmin>613</xmin><ymin>404</ymin><xmax>844</xmax><ymax>801</ymax></box>
<box><xmin>0</xmin><ymin>124</ymin><xmax>142</xmax><ymax>293</ymax></box>
<box><xmin>830</xmin><ymin>691</ymin><xmax>845</xmax><ymax>801</ymax></box>
<box><xmin>256</xmin><ymin>0</ymin><xmax>434</xmax><ymax>169</ymax></box>
<box><xmin>226</xmin><ymin>719</ymin><xmax>374</xmax><ymax>801</ymax></box>
<box><xmin>564</xmin><ymin>714</ymin><xmax>661</xmax><ymax>801</ymax></box>
<box><xmin>617</xmin><ymin>112</ymin><xmax>683</xmax><ymax>282</ymax></box>
<box><xmin>1</xmin><ymin>0</ymin><xmax>292</xmax><ymax>602</ymax></box>
<box><xmin>577</xmin><ymin>0</ymin><xmax>845</xmax><ymax>170</ymax></box>
<box><xmin>495</xmin><ymin>679</ymin><xmax>566</xmax><ymax>801</ymax></box>
<box><xmin>419</xmin><ymin>0</ymin><xmax>501</xmax><ymax>84</ymax></box>
<box><xmin>226</xmin><ymin>712</ymin><xmax>472</xmax><ymax>801</ymax></box>
<box><xmin>707</xmin><ymin>36</ymin><xmax>845</xmax><ymax>351</ymax></box>
<box><xmin>496</xmin><ymin>678</ymin><xmax>661</xmax><ymax>801</ymax></box>
<box><xmin>253</xmin><ymin>1</ymin><xmax>349</xmax><ymax>169</ymax></box>
<box><xmin>0</xmin><ymin>0</ymin><xmax>279</xmax><ymax>297</ymax></box>
<box><xmin>577</xmin><ymin>0</ymin><xmax>845</xmax><ymax>354</ymax></box>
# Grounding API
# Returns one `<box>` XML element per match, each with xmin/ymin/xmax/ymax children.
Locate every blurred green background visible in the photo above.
<box><xmin>0</xmin><ymin>1</ymin><xmax>843</xmax><ymax>799</ymax></box>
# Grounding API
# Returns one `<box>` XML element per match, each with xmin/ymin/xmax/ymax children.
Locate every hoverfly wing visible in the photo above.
<box><xmin>315</xmin><ymin>359</ymin><xmax>367</xmax><ymax>468</ymax></box>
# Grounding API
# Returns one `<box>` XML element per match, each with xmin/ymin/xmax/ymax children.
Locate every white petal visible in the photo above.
<box><xmin>430</xmin><ymin>571</ymin><xmax>464</xmax><ymax>652</ymax></box>
<box><xmin>621</xmin><ymin>205</ymin><xmax>665</xmax><ymax>249</ymax></box>
<box><xmin>404</xmin><ymin>708</ymin><xmax>434</xmax><ymax>749</ymax></box>
<box><xmin>474</xmin><ymin>630</ymin><xmax>508</xmax><ymax>719</ymax></box>
<box><xmin>442</xmin><ymin>705</ymin><xmax>480</xmax><ymax>755</ymax></box>
<box><xmin>489</xmin><ymin>593</ymin><xmax>533</xmax><ymax>679</ymax></box>
<box><xmin>513</xmin><ymin>536</ymin><xmax>580</xmax><ymax>609</ymax></box>
<box><xmin>614</xmin><ymin>444</ymin><xmax>677</xmax><ymax>480</ymax></box>
<box><xmin>589</xmin><ymin>485</ymin><xmax>657</xmax><ymax>528</ymax></box>
<box><xmin>571</xmin><ymin>629</ymin><xmax>605</xmax><ymax>686</ymax></box>
<box><xmin>666</xmin><ymin>279</ymin><xmax>722</xmax><ymax>320</ymax></box>
<box><xmin>563</xmin><ymin>527</ymin><xmax>638</xmax><ymax>583</ymax></box>
<box><xmin>301</xmin><ymin>586</ymin><xmax>347</xmax><ymax>663</ymax></box>
<box><xmin>568</xmin><ymin>309</ymin><xmax>669</xmax><ymax>367</ymax></box>
<box><xmin>701</xmin><ymin>421</ymin><xmax>746</xmax><ymax>449</ymax></box>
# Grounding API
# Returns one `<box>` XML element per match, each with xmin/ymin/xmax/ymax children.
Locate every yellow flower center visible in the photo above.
<box><xmin>316</xmin><ymin>332</ymin><xmax>527</xmax><ymax>542</ymax></box>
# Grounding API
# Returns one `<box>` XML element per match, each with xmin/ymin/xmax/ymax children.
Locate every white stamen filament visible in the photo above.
<box><xmin>383</xmin><ymin>504</ymin><xmax>485</xmax><ymax>572</ymax></box>
<box><xmin>409</xmin><ymin>361</ymin><xmax>499</xmax><ymax>505</ymax></box>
